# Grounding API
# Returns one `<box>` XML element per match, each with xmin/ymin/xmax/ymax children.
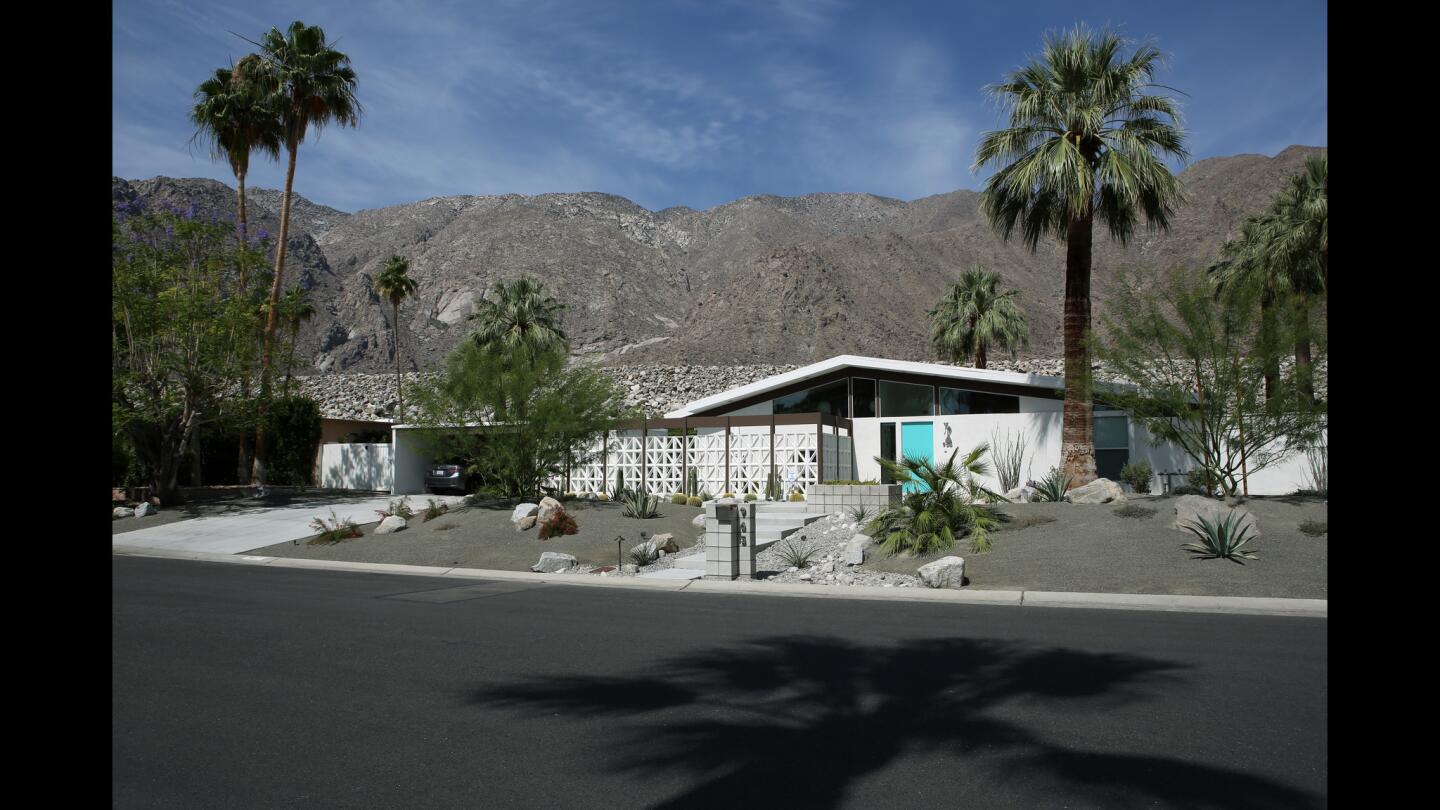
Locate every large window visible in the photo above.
<box><xmin>1094</xmin><ymin>414</ymin><xmax>1129</xmax><ymax>480</ymax></box>
<box><xmin>939</xmin><ymin>387</ymin><xmax>1019</xmax><ymax>415</ymax></box>
<box><xmin>879</xmin><ymin>381</ymin><xmax>933</xmax><ymax>417</ymax></box>
<box><xmin>773</xmin><ymin>379</ymin><xmax>848</xmax><ymax>417</ymax></box>
<box><xmin>852</xmin><ymin>377</ymin><xmax>876</xmax><ymax>418</ymax></box>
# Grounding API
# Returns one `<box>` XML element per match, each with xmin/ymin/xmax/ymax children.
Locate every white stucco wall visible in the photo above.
<box><xmin>391</xmin><ymin>428</ymin><xmax>431</xmax><ymax>495</ymax></box>
<box><xmin>318</xmin><ymin>443</ymin><xmax>393</xmax><ymax>492</ymax></box>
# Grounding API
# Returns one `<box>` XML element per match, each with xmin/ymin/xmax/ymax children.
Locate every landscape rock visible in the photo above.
<box><xmin>511</xmin><ymin>503</ymin><xmax>539</xmax><ymax>524</ymax></box>
<box><xmin>536</xmin><ymin>496</ymin><xmax>565</xmax><ymax>524</ymax></box>
<box><xmin>515</xmin><ymin>515</ymin><xmax>538</xmax><ymax>531</ymax></box>
<box><xmin>916</xmin><ymin>556</ymin><xmax>967</xmax><ymax>589</ymax></box>
<box><xmin>843</xmin><ymin>533</ymin><xmax>874</xmax><ymax>566</ymax></box>
<box><xmin>1172</xmin><ymin>494</ymin><xmax>1262</xmax><ymax>538</ymax></box>
<box><xmin>649</xmin><ymin>533</ymin><xmax>678</xmax><ymax>554</ymax></box>
<box><xmin>692</xmin><ymin>513</ymin><xmax>707</xmax><ymax>528</ymax></box>
<box><xmin>1065</xmin><ymin>478</ymin><xmax>1126</xmax><ymax>504</ymax></box>
<box><xmin>133</xmin><ymin>502</ymin><xmax>156</xmax><ymax>517</ymax></box>
<box><xmin>531</xmin><ymin>551</ymin><xmax>578</xmax><ymax>573</ymax></box>
<box><xmin>1004</xmin><ymin>485</ymin><xmax>1039</xmax><ymax>503</ymax></box>
<box><xmin>113</xmin><ymin>507</ymin><xmax>132</xmax><ymax>519</ymax></box>
<box><xmin>375</xmin><ymin>515</ymin><xmax>408</xmax><ymax>534</ymax></box>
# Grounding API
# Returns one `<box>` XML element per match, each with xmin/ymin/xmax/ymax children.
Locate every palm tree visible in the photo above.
<box><xmin>1210</xmin><ymin>217</ymin><xmax>1283</xmax><ymax>400</ymax></box>
<box><xmin>928</xmin><ymin>266</ymin><xmax>1029</xmax><ymax>368</ymax></box>
<box><xmin>865</xmin><ymin>445</ymin><xmax>1005</xmax><ymax>555</ymax></box>
<box><xmin>467</xmin><ymin>277</ymin><xmax>569</xmax><ymax>362</ymax></box>
<box><xmin>375</xmin><ymin>256</ymin><xmax>419</xmax><ymax>422</ymax></box>
<box><xmin>188</xmin><ymin>64</ymin><xmax>280</xmax><ymax>241</ymax></box>
<box><xmin>242</xmin><ymin>21</ymin><xmax>361</xmax><ymax>484</ymax></box>
<box><xmin>973</xmin><ymin>25</ymin><xmax>1188</xmax><ymax>486</ymax></box>
<box><xmin>279</xmin><ymin>287</ymin><xmax>316</xmax><ymax>397</ymax></box>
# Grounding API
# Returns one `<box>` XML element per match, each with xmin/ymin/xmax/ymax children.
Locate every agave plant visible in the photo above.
<box><xmin>620</xmin><ymin>488</ymin><xmax>660</xmax><ymax>519</ymax></box>
<box><xmin>1180</xmin><ymin>512</ymin><xmax>1260</xmax><ymax>564</ymax></box>
<box><xmin>1029</xmin><ymin>468</ymin><xmax>1072</xmax><ymax>503</ymax></box>
<box><xmin>775</xmin><ymin>539</ymin><xmax>817</xmax><ymax>570</ymax></box>
<box><xmin>865</xmin><ymin>444</ymin><xmax>1003</xmax><ymax>555</ymax></box>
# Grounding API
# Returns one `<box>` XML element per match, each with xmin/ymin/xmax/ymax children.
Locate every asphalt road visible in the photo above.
<box><xmin>113</xmin><ymin>557</ymin><xmax>1327</xmax><ymax>809</ymax></box>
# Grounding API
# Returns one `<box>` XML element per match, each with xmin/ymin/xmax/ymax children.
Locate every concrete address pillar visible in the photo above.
<box><xmin>704</xmin><ymin>500</ymin><xmax>756</xmax><ymax>581</ymax></box>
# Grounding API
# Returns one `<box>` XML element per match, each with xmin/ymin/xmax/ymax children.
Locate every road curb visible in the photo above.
<box><xmin>112</xmin><ymin>546</ymin><xmax>1327</xmax><ymax>617</ymax></box>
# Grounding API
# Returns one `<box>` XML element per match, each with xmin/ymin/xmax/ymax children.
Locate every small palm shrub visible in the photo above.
<box><xmin>620</xmin><ymin>489</ymin><xmax>660</xmax><ymax>519</ymax></box>
<box><xmin>1180</xmin><ymin>512</ymin><xmax>1259</xmax><ymax>563</ymax></box>
<box><xmin>671</xmin><ymin>493</ymin><xmax>688</xmax><ymax>505</ymax></box>
<box><xmin>307</xmin><ymin>510</ymin><xmax>361</xmax><ymax>544</ymax></box>
<box><xmin>1113</xmin><ymin>503</ymin><xmax>1156</xmax><ymax>519</ymax></box>
<box><xmin>1029</xmin><ymin>468</ymin><xmax>1071</xmax><ymax>503</ymax></box>
<box><xmin>1298</xmin><ymin>520</ymin><xmax>1327</xmax><ymax>536</ymax></box>
<box><xmin>865</xmin><ymin>445</ymin><xmax>1003</xmax><ymax>555</ymax></box>
<box><xmin>775</xmin><ymin>539</ymin><xmax>817</xmax><ymax>569</ymax></box>
<box><xmin>538</xmin><ymin>511</ymin><xmax>579</xmax><ymax>539</ymax></box>
<box><xmin>423</xmin><ymin>499</ymin><xmax>449</xmax><ymax>522</ymax></box>
<box><xmin>687</xmin><ymin>495</ymin><xmax>702</xmax><ymax>507</ymax></box>
<box><xmin>1119</xmin><ymin>460</ymin><xmax>1154</xmax><ymax>494</ymax></box>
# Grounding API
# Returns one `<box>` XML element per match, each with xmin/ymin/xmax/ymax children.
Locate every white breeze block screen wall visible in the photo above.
<box><xmin>319</xmin><ymin>443</ymin><xmax>393</xmax><ymax>492</ymax></box>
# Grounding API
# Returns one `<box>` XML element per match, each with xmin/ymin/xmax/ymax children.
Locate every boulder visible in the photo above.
<box><xmin>843</xmin><ymin>533</ymin><xmax>874</xmax><ymax>566</ymax></box>
<box><xmin>113</xmin><ymin>507</ymin><xmax>132</xmax><ymax>519</ymax></box>
<box><xmin>133</xmin><ymin>502</ymin><xmax>156</xmax><ymax>517</ymax></box>
<box><xmin>1004</xmin><ymin>485</ymin><xmax>1038</xmax><ymax>503</ymax></box>
<box><xmin>649</xmin><ymin>533</ymin><xmax>678</xmax><ymax>554</ymax></box>
<box><xmin>1065</xmin><ymin>478</ymin><xmax>1126</xmax><ymax>504</ymax></box>
<box><xmin>510</xmin><ymin>502</ymin><xmax>539</xmax><ymax>524</ymax></box>
<box><xmin>515</xmin><ymin>515</ymin><xmax>538</xmax><ymax>531</ymax></box>
<box><xmin>1172</xmin><ymin>495</ymin><xmax>1262</xmax><ymax>538</ymax></box>
<box><xmin>916</xmin><ymin>556</ymin><xmax>967</xmax><ymax>589</ymax></box>
<box><xmin>692</xmin><ymin>513</ymin><xmax>708</xmax><ymax>528</ymax></box>
<box><xmin>536</xmin><ymin>496</ymin><xmax>565</xmax><ymax>524</ymax></box>
<box><xmin>375</xmin><ymin>515</ymin><xmax>408</xmax><ymax>534</ymax></box>
<box><xmin>531</xmin><ymin>551</ymin><xmax>578</xmax><ymax>573</ymax></box>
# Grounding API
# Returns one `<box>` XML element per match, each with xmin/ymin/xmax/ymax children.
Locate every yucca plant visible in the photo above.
<box><xmin>1029</xmin><ymin>467</ymin><xmax>1072</xmax><ymax>502</ymax></box>
<box><xmin>1180</xmin><ymin>512</ymin><xmax>1260</xmax><ymax>563</ymax></box>
<box><xmin>628</xmin><ymin>544</ymin><xmax>659</xmax><ymax>567</ymax></box>
<box><xmin>865</xmin><ymin>445</ymin><xmax>1003</xmax><ymax>555</ymax></box>
<box><xmin>847</xmin><ymin>504</ymin><xmax>875</xmax><ymax>524</ymax></box>
<box><xmin>775</xmin><ymin>539</ymin><xmax>817</xmax><ymax>569</ymax></box>
<box><xmin>620</xmin><ymin>488</ymin><xmax>660</xmax><ymax>519</ymax></box>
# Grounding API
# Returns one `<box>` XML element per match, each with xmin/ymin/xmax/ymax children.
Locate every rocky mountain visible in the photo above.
<box><xmin>112</xmin><ymin>145</ymin><xmax>1324</xmax><ymax>373</ymax></box>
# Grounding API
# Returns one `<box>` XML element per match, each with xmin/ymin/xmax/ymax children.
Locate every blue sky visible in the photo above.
<box><xmin>113</xmin><ymin>0</ymin><xmax>1327</xmax><ymax>213</ymax></box>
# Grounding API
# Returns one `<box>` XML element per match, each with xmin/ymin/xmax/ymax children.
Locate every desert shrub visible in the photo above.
<box><xmin>620</xmin><ymin>489</ymin><xmax>660</xmax><ymax>519</ymax></box>
<box><xmin>628</xmin><ymin>545</ymin><xmax>659</xmax><ymax>567</ymax></box>
<box><xmin>1298</xmin><ymin>520</ymin><xmax>1327</xmax><ymax>536</ymax></box>
<box><xmin>775</xmin><ymin>539</ymin><xmax>817</xmax><ymax>569</ymax></box>
<box><xmin>698</xmin><ymin>489</ymin><xmax>713</xmax><ymax>501</ymax></box>
<box><xmin>1303</xmin><ymin>435</ymin><xmax>1327</xmax><ymax>497</ymax></box>
<box><xmin>1186</xmin><ymin>469</ymin><xmax>1218</xmax><ymax>497</ymax></box>
<box><xmin>687</xmin><ymin>495</ymin><xmax>702</xmax><ymax>507</ymax></box>
<box><xmin>538</xmin><ymin>511</ymin><xmax>579</xmax><ymax>539</ymax></box>
<box><xmin>308</xmin><ymin>510</ymin><xmax>361</xmax><ymax>544</ymax></box>
<box><xmin>376</xmin><ymin>496</ymin><xmax>415</xmax><ymax>521</ymax></box>
<box><xmin>1113</xmin><ymin>503</ymin><xmax>1156</xmax><ymax>519</ymax></box>
<box><xmin>422</xmin><ymin>499</ymin><xmax>449</xmax><ymax>522</ymax></box>
<box><xmin>847</xmin><ymin>504</ymin><xmax>875</xmax><ymax>524</ymax></box>
<box><xmin>1119</xmin><ymin>460</ymin><xmax>1154</xmax><ymax>494</ymax></box>
<box><xmin>611</xmin><ymin>470</ymin><xmax>627</xmax><ymax>501</ymax></box>
<box><xmin>671</xmin><ymin>493</ymin><xmax>688</xmax><ymax>505</ymax></box>
<box><xmin>1029</xmin><ymin>468</ymin><xmax>1072</xmax><ymax>503</ymax></box>
<box><xmin>1180</xmin><ymin>512</ymin><xmax>1259</xmax><ymax>563</ymax></box>
<box><xmin>743</xmin><ymin>493</ymin><xmax>756</xmax><ymax>502</ymax></box>
<box><xmin>866</xmin><ymin>445</ymin><xmax>1003</xmax><ymax>555</ymax></box>
<box><xmin>789</xmin><ymin>490</ymin><xmax>805</xmax><ymax>502</ymax></box>
<box><xmin>262</xmin><ymin>396</ymin><xmax>323</xmax><ymax>486</ymax></box>
<box><xmin>990</xmin><ymin>427</ymin><xmax>1030</xmax><ymax>492</ymax></box>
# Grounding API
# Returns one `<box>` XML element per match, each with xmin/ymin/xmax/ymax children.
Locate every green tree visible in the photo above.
<box><xmin>242</xmin><ymin>21</ymin><xmax>361</xmax><ymax>485</ymax></box>
<box><xmin>973</xmin><ymin>25</ymin><xmax>1188</xmax><ymax>486</ymax></box>
<box><xmin>409</xmin><ymin>343</ymin><xmax>636</xmax><ymax>499</ymax></box>
<box><xmin>375</xmin><ymin>256</ymin><xmax>419</xmax><ymax>422</ymax></box>
<box><xmin>865</xmin><ymin>445</ymin><xmax>1005</xmax><ymax>555</ymax></box>
<box><xmin>1093</xmin><ymin>265</ymin><xmax>1324</xmax><ymax>497</ymax></box>
<box><xmin>467</xmin><ymin>276</ymin><xmax>568</xmax><ymax>365</ymax></box>
<box><xmin>112</xmin><ymin>209</ymin><xmax>269</xmax><ymax>505</ymax></box>
<box><xmin>928</xmin><ymin>265</ymin><xmax>1029</xmax><ymax>368</ymax></box>
<box><xmin>188</xmin><ymin>65</ymin><xmax>281</xmax><ymax>241</ymax></box>
<box><xmin>279</xmin><ymin>286</ymin><xmax>316</xmax><ymax>397</ymax></box>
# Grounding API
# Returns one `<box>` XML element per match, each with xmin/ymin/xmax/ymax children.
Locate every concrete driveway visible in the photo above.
<box><xmin>111</xmin><ymin>494</ymin><xmax>469</xmax><ymax>555</ymax></box>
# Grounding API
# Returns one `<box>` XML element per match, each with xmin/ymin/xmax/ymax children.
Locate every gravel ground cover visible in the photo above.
<box><xmin>246</xmin><ymin>497</ymin><xmax>705</xmax><ymax>572</ymax></box>
<box><xmin>858</xmin><ymin>494</ymin><xmax>1327</xmax><ymax>598</ymax></box>
<box><xmin>111</xmin><ymin>487</ymin><xmax>390</xmax><ymax>536</ymax></box>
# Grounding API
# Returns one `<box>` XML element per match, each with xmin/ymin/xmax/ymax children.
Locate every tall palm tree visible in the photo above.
<box><xmin>928</xmin><ymin>266</ymin><xmax>1029</xmax><ymax>369</ymax></box>
<box><xmin>467</xmin><ymin>277</ymin><xmax>569</xmax><ymax>362</ymax></box>
<box><xmin>1210</xmin><ymin>217</ymin><xmax>1283</xmax><ymax>400</ymax></box>
<box><xmin>243</xmin><ymin>21</ymin><xmax>361</xmax><ymax>484</ymax></box>
<box><xmin>279</xmin><ymin>287</ymin><xmax>316</xmax><ymax>397</ymax></box>
<box><xmin>375</xmin><ymin>256</ymin><xmax>419</xmax><ymax>423</ymax></box>
<box><xmin>973</xmin><ymin>25</ymin><xmax>1188</xmax><ymax>485</ymax></box>
<box><xmin>188</xmin><ymin>64</ymin><xmax>281</xmax><ymax>241</ymax></box>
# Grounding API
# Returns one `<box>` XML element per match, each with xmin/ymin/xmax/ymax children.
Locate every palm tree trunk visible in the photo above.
<box><xmin>1061</xmin><ymin>213</ymin><xmax>1097</xmax><ymax>486</ymax></box>
<box><xmin>1293</xmin><ymin>291</ymin><xmax>1313</xmax><ymax>403</ymax></box>
<box><xmin>235</xmin><ymin>167</ymin><xmax>252</xmax><ymax>482</ymax></box>
<box><xmin>236</xmin><ymin>170</ymin><xmax>248</xmax><ymax>242</ymax></box>
<box><xmin>394</xmin><ymin>302</ymin><xmax>403</xmax><ymax>423</ymax></box>
<box><xmin>975</xmin><ymin>343</ymin><xmax>987</xmax><ymax>370</ymax></box>
<box><xmin>285</xmin><ymin>323</ymin><xmax>298</xmax><ymax>398</ymax></box>
<box><xmin>252</xmin><ymin>143</ymin><xmax>299</xmax><ymax>486</ymax></box>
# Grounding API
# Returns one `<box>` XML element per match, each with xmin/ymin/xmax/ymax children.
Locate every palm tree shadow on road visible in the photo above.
<box><xmin>470</xmin><ymin>635</ymin><xmax>1321</xmax><ymax>809</ymax></box>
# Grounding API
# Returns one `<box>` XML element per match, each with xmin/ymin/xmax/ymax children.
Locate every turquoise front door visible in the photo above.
<box><xmin>900</xmin><ymin>422</ymin><xmax>934</xmax><ymax>493</ymax></box>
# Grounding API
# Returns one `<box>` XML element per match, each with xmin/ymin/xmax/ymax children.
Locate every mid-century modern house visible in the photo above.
<box><xmin>384</xmin><ymin>355</ymin><xmax>1320</xmax><ymax>498</ymax></box>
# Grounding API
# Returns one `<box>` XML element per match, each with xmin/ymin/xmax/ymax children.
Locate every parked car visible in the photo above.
<box><xmin>425</xmin><ymin>459</ymin><xmax>481</xmax><ymax>494</ymax></box>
